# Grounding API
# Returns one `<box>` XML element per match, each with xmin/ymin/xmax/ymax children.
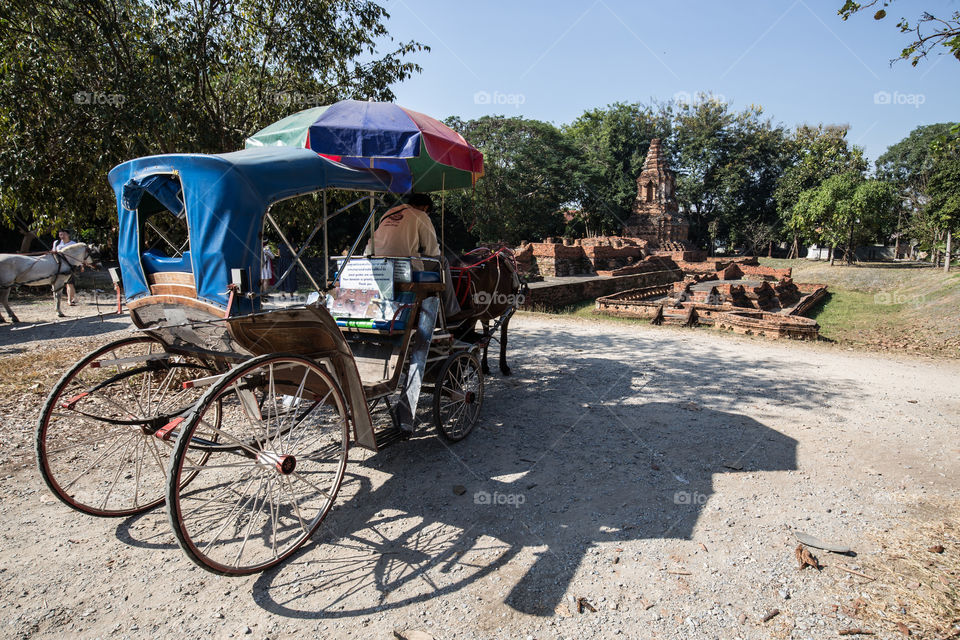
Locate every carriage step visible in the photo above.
<box><xmin>374</xmin><ymin>426</ymin><xmax>412</xmax><ymax>450</ymax></box>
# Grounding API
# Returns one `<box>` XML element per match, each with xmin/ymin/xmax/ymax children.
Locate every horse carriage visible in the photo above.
<box><xmin>35</xmin><ymin>145</ymin><xmax>522</xmax><ymax>575</ymax></box>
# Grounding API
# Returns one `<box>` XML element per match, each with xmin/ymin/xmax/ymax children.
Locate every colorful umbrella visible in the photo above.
<box><xmin>245</xmin><ymin>100</ymin><xmax>483</xmax><ymax>193</ymax></box>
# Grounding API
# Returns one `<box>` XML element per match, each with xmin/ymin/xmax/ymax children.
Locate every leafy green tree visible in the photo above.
<box><xmin>846</xmin><ymin>179</ymin><xmax>899</xmax><ymax>262</ymax></box>
<box><xmin>0</xmin><ymin>0</ymin><xmax>427</xmax><ymax>242</ymax></box>
<box><xmin>563</xmin><ymin>102</ymin><xmax>671</xmax><ymax>237</ymax></box>
<box><xmin>790</xmin><ymin>173</ymin><xmax>897</xmax><ymax>264</ymax></box>
<box><xmin>925</xmin><ymin>148</ymin><xmax>960</xmax><ymax>270</ymax></box>
<box><xmin>875</xmin><ymin>123</ymin><xmax>956</xmax><ymax>259</ymax></box>
<box><xmin>839</xmin><ymin>1</ymin><xmax>960</xmax><ymax>66</ymax></box>
<box><xmin>876</xmin><ymin>123</ymin><xmax>955</xmax><ymax>205</ymax></box>
<box><xmin>775</xmin><ymin>125</ymin><xmax>867</xmax><ymax>255</ymax></box>
<box><xmin>668</xmin><ymin>97</ymin><xmax>791</xmax><ymax>251</ymax></box>
<box><xmin>443</xmin><ymin>116</ymin><xmax>579</xmax><ymax>248</ymax></box>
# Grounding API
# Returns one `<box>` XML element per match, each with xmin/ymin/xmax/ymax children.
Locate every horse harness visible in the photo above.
<box><xmin>15</xmin><ymin>249</ymin><xmax>88</xmax><ymax>287</ymax></box>
<box><xmin>449</xmin><ymin>247</ymin><xmax>520</xmax><ymax>312</ymax></box>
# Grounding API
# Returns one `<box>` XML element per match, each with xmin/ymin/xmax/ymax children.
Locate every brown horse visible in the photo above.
<box><xmin>448</xmin><ymin>247</ymin><xmax>526</xmax><ymax>376</ymax></box>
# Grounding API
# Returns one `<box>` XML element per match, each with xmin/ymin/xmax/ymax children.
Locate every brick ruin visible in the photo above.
<box><xmin>514</xmin><ymin>138</ymin><xmax>705</xmax><ymax>280</ymax></box>
<box><xmin>623</xmin><ymin>139</ymin><xmax>691</xmax><ymax>248</ymax></box>
<box><xmin>512</xmin><ymin>136</ymin><xmax>825</xmax><ymax>338</ymax></box>
<box><xmin>595</xmin><ymin>265</ymin><xmax>828</xmax><ymax>340</ymax></box>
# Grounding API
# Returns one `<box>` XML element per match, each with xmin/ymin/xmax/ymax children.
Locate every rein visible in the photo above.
<box><xmin>449</xmin><ymin>246</ymin><xmax>520</xmax><ymax>313</ymax></box>
<box><xmin>8</xmin><ymin>248</ymin><xmax>89</xmax><ymax>287</ymax></box>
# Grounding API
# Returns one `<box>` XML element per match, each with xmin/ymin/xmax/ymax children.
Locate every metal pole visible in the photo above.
<box><xmin>369</xmin><ymin>189</ymin><xmax>375</xmax><ymax>256</ymax></box>
<box><xmin>266</xmin><ymin>212</ymin><xmax>322</xmax><ymax>293</ymax></box>
<box><xmin>330</xmin><ymin>202</ymin><xmax>378</xmax><ymax>288</ymax></box>
<box><xmin>441</xmin><ymin>173</ymin><xmax>445</xmax><ymax>256</ymax></box>
<box><xmin>323</xmin><ymin>191</ymin><xmax>329</xmax><ymax>286</ymax></box>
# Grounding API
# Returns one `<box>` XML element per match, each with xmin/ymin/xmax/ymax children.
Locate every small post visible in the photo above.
<box><xmin>945</xmin><ymin>228</ymin><xmax>953</xmax><ymax>273</ymax></box>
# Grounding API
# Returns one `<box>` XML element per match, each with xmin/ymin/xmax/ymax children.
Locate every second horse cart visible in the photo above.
<box><xmin>36</xmin><ymin>146</ymin><xmax>516</xmax><ymax>575</ymax></box>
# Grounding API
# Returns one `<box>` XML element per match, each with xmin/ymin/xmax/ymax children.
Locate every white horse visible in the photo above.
<box><xmin>0</xmin><ymin>243</ymin><xmax>99</xmax><ymax>322</ymax></box>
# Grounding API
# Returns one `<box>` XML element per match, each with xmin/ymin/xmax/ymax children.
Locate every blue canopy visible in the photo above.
<box><xmin>108</xmin><ymin>147</ymin><xmax>390</xmax><ymax>313</ymax></box>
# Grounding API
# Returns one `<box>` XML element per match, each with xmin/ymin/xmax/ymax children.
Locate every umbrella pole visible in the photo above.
<box><xmin>369</xmin><ymin>158</ymin><xmax>375</xmax><ymax>256</ymax></box>
<box><xmin>369</xmin><ymin>191</ymin><xmax>375</xmax><ymax>255</ymax></box>
<box><xmin>441</xmin><ymin>173</ymin><xmax>445</xmax><ymax>256</ymax></box>
<box><xmin>323</xmin><ymin>191</ymin><xmax>329</xmax><ymax>287</ymax></box>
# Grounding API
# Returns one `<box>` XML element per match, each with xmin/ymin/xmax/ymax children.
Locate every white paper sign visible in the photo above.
<box><xmin>338</xmin><ymin>258</ymin><xmax>393</xmax><ymax>299</ymax></box>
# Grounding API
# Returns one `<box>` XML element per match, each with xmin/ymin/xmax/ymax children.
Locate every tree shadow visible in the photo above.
<box><xmin>248</xmin><ymin>327</ymin><xmax>842</xmax><ymax>619</ymax></box>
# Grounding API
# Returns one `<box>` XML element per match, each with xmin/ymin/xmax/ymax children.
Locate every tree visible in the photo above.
<box><xmin>789</xmin><ymin>173</ymin><xmax>896</xmax><ymax>264</ymax></box>
<box><xmin>563</xmin><ymin>102</ymin><xmax>671</xmax><ymax>237</ymax></box>
<box><xmin>0</xmin><ymin>0</ymin><xmax>427</xmax><ymax>242</ymax></box>
<box><xmin>876</xmin><ymin>123</ymin><xmax>957</xmax><ymax>259</ymax></box>
<box><xmin>846</xmin><ymin>179</ymin><xmax>899</xmax><ymax>263</ymax></box>
<box><xmin>775</xmin><ymin>125</ymin><xmax>867</xmax><ymax>256</ymax></box>
<box><xmin>669</xmin><ymin>96</ymin><xmax>792</xmax><ymax>251</ymax></box>
<box><xmin>839</xmin><ymin>1</ymin><xmax>960</xmax><ymax>66</ymax></box>
<box><xmin>443</xmin><ymin>116</ymin><xmax>579</xmax><ymax>247</ymax></box>
<box><xmin>925</xmin><ymin>150</ymin><xmax>960</xmax><ymax>271</ymax></box>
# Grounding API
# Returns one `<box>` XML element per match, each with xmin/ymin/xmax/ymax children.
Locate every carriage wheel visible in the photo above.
<box><xmin>167</xmin><ymin>354</ymin><xmax>349</xmax><ymax>575</ymax></box>
<box><xmin>433</xmin><ymin>351</ymin><xmax>484</xmax><ymax>442</ymax></box>
<box><xmin>36</xmin><ymin>336</ymin><xmax>217</xmax><ymax>517</ymax></box>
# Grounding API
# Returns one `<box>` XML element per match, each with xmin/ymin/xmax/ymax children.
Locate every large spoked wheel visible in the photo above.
<box><xmin>36</xmin><ymin>335</ymin><xmax>217</xmax><ymax>517</ymax></box>
<box><xmin>433</xmin><ymin>351</ymin><xmax>484</xmax><ymax>442</ymax></box>
<box><xmin>167</xmin><ymin>354</ymin><xmax>349</xmax><ymax>575</ymax></box>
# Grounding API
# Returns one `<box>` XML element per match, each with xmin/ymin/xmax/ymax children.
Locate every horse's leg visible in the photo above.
<box><xmin>2</xmin><ymin>287</ymin><xmax>18</xmax><ymax>323</ymax></box>
<box><xmin>480</xmin><ymin>319</ymin><xmax>491</xmax><ymax>375</ymax></box>
<box><xmin>53</xmin><ymin>282</ymin><xmax>65</xmax><ymax>317</ymax></box>
<box><xmin>499</xmin><ymin>313</ymin><xmax>512</xmax><ymax>376</ymax></box>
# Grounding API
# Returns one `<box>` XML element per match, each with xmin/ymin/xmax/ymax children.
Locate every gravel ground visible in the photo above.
<box><xmin>1</xmin><ymin>304</ymin><xmax>958</xmax><ymax>639</ymax></box>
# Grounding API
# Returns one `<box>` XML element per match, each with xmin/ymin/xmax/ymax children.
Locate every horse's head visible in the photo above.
<box><xmin>60</xmin><ymin>242</ymin><xmax>101</xmax><ymax>269</ymax></box>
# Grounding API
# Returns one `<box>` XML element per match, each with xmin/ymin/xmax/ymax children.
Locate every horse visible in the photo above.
<box><xmin>448</xmin><ymin>246</ymin><xmax>527</xmax><ymax>376</ymax></box>
<box><xmin>0</xmin><ymin>243</ymin><xmax>99</xmax><ymax>322</ymax></box>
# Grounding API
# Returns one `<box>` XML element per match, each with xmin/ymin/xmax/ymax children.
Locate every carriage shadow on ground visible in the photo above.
<box><xmin>248</xmin><ymin>325</ymin><xmax>853</xmax><ymax>621</ymax></box>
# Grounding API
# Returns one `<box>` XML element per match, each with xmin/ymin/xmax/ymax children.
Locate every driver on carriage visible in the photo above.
<box><xmin>365</xmin><ymin>193</ymin><xmax>461</xmax><ymax>318</ymax></box>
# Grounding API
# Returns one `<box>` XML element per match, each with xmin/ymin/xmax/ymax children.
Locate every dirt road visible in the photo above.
<box><xmin>1</xmin><ymin>310</ymin><xmax>958</xmax><ymax>639</ymax></box>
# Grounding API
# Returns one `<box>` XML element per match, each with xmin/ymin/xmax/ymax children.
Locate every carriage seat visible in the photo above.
<box><xmin>411</xmin><ymin>270</ymin><xmax>441</xmax><ymax>283</ymax></box>
<box><xmin>141</xmin><ymin>249</ymin><xmax>192</xmax><ymax>274</ymax></box>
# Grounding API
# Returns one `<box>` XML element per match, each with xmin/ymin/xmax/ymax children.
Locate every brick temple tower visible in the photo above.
<box><xmin>623</xmin><ymin>138</ymin><xmax>689</xmax><ymax>247</ymax></box>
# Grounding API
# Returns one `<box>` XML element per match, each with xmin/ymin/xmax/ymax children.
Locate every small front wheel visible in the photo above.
<box><xmin>433</xmin><ymin>351</ymin><xmax>484</xmax><ymax>442</ymax></box>
<box><xmin>167</xmin><ymin>354</ymin><xmax>349</xmax><ymax>575</ymax></box>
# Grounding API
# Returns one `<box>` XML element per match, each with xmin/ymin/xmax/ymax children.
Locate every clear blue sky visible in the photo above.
<box><xmin>377</xmin><ymin>0</ymin><xmax>958</xmax><ymax>165</ymax></box>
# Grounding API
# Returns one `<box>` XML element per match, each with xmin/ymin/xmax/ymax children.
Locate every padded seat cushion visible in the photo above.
<box><xmin>142</xmin><ymin>250</ymin><xmax>192</xmax><ymax>274</ymax></box>
<box><xmin>411</xmin><ymin>270</ymin><xmax>441</xmax><ymax>283</ymax></box>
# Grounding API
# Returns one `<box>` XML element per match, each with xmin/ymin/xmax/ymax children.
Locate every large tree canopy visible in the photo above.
<box><xmin>790</xmin><ymin>173</ymin><xmax>897</xmax><ymax>262</ymax></box>
<box><xmin>564</xmin><ymin>102</ymin><xmax>671</xmax><ymax>237</ymax></box>
<box><xmin>775</xmin><ymin>125</ymin><xmax>867</xmax><ymax>252</ymax></box>
<box><xmin>668</xmin><ymin>97</ymin><xmax>791</xmax><ymax>250</ymax></box>
<box><xmin>443</xmin><ymin>116</ymin><xmax>579</xmax><ymax>248</ymax></box>
<box><xmin>0</xmin><ymin>0</ymin><xmax>427</xmax><ymax>241</ymax></box>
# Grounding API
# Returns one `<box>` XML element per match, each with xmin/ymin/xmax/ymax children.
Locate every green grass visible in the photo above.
<box><xmin>764</xmin><ymin>259</ymin><xmax>960</xmax><ymax>354</ymax></box>
<box><xmin>541</xmin><ymin>259</ymin><xmax>960</xmax><ymax>357</ymax></box>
